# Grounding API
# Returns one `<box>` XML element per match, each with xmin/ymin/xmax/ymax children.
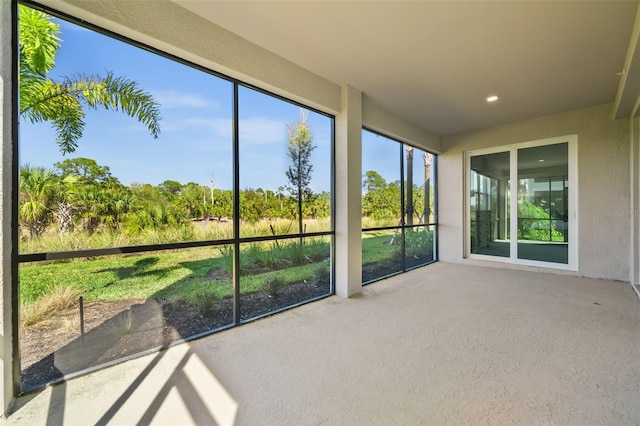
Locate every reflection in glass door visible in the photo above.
<box><xmin>467</xmin><ymin>136</ymin><xmax>576</xmax><ymax>270</ymax></box>
<box><xmin>470</xmin><ymin>152</ymin><xmax>510</xmax><ymax>257</ymax></box>
<box><xmin>517</xmin><ymin>143</ymin><xmax>568</xmax><ymax>264</ymax></box>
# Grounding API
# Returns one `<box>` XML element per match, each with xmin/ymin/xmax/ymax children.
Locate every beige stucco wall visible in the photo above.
<box><xmin>335</xmin><ymin>86</ymin><xmax>364</xmax><ymax>297</ymax></box>
<box><xmin>439</xmin><ymin>103</ymin><xmax>631</xmax><ymax>281</ymax></box>
<box><xmin>631</xmin><ymin>115</ymin><xmax>640</xmax><ymax>285</ymax></box>
<box><xmin>0</xmin><ymin>0</ymin><xmax>15</xmax><ymax>415</ymax></box>
<box><xmin>362</xmin><ymin>95</ymin><xmax>442</xmax><ymax>153</ymax></box>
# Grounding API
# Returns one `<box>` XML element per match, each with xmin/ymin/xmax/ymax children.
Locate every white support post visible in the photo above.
<box><xmin>334</xmin><ymin>85</ymin><xmax>362</xmax><ymax>298</ymax></box>
<box><xmin>0</xmin><ymin>0</ymin><xmax>17</xmax><ymax>416</ymax></box>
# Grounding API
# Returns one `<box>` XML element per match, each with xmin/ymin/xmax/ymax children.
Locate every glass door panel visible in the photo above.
<box><xmin>469</xmin><ymin>151</ymin><xmax>510</xmax><ymax>257</ymax></box>
<box><xmin>516</xmin><ymin>143</ymin><xmax>568</xmax><ymax>264</ymax></box>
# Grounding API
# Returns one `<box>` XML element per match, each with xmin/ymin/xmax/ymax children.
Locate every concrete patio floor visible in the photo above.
<box><xmin>4</xmin><ymin>262</ymin><xmax>640</xmax><ymax>425</ymax></box>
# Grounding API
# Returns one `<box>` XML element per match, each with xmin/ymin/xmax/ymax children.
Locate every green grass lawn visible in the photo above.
<box><xmin>19</xmin><ymin>247</ymin><xmax>227</xmax><ymax>305</ymax></box>
<box><xmin>19</xmin><ymin>238</ymin><xmax>333</xmax><ymax>307</ymax></box>
<box><xmin>19</xmin><ymin>229</ymin><xmax>426</xmax><ymax>331</ymax></box>
<box><xmin>362</xmin><ymin>230</ymin><xmax>400</xmax><ymax>265</ymax></box>
<box><xmin>20</xmin><ymin>232</ymin><xmax>418</xmax><ymax>307</ymax></box>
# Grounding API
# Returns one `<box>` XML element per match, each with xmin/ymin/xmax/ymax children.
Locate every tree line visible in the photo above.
<box><xmin>362</xmin><ymin>170</ymin><xmax>433</xmax><ymax>224</ymax></box>
<box><xmin>19</xmin><ymin>157</ymin><xmax>332</xmax><ymax>239</ymax></box>
<box><xmin>20</xmin><ymin>158</ymin><xmax>435</xmax><ymax>240</ymax></box>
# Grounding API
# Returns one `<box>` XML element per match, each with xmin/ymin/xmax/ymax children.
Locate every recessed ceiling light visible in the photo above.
<box><xmin>486</xmin><ymin>95</ymin><xmax>499</xmax><ymax>102</ymax></box>
<box><xmin>539</xmin><ymin>159</ymin><xmax>545</xmax><ymax>162</ymax></box>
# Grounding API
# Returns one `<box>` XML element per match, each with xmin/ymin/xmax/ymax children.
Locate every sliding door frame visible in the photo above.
<box><xmin>465</xmin><ymin>135</ymin><xmax>578</xmax><ymax>271</ymax></box>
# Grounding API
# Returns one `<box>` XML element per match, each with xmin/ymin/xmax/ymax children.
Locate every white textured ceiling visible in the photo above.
<box><xmin>174</xmin><ymin>1</ymin><xmax>639</xmax><ymax>136</ymax></box>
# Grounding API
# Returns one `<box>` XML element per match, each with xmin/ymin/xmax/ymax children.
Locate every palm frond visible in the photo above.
<box><xmin>20</xmin><ymin>73</ymin><xmax>161</xmax><ymax>153</ymax></box>
<box><xmin>72</xmin><ymin>72</ymin><xmax>161</xmax><ymax>140</ymax></box>
<box><xmin>18</xmin><ymin>5</ymin><xmax>60</xmax><ymax>76</ymax></box>
<box><xmin>20</xmin><ymin>78</ymin><xmax>86</xmax><ymax>153</ymax></box>
<box><xmin>19</xmin><ymin>5</ymin><xmax>161</xmax><ymax>154</ymax></box>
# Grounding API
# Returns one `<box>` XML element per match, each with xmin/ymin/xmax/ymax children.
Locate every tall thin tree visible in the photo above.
<box><xmin>285</xmin><ymin>109</ymin><xmax>316</xmax><ymax>237</ymax></box>
<box><xmin>406</xmin><ymin>146</ymin><xmax>414</xmax><ymax>227</ymax></box>
<box><xmin>423</xmin><ymin>152</ymin><xmax>433</xmax><ymax>228</ymax></box>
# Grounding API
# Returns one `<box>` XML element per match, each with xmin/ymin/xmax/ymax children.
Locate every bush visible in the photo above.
<box><xmin>218</xmin><ymin>245</ymin><xmax>234</xmax><ymax>275</ymax></box>
<box><xmin>312</xmin><ymin>264</ymin><xmax>330</xmax><ymax>285</ymax></box>
<box><xmin>240</xmin><ymin>239</ymin><xmax>330</xmax><ymax>274</ymax></box>
<box><xmin>262</xmin><ymin>276</ymin><xmax>286</xmax><ymax>298</ymax></box>
<box><xmin>405</xmin><ymin>228</ymin><xmax>433</xmax><ymax>258</ymax></box>
<box><xmin>189</xmin><ymin>288</ymin><xmax>221</xmax><ymax>315</ymax></box>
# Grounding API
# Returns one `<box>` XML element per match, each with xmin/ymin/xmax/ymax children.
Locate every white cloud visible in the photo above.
<box><xmin>178</xmin><ymin>118</ymin><xmax>231</xmax><ymax>138</ymax></box>
<box><xmin>158</xmin><ymin>117</ymin><xmax>223</xmax><ymax>134</ymax></box>
<box><xmin>239</xmin><ymin>118</ymin><xmax>287</xmax><ymax>145</ymax></box>
<box><xmin>153</xmin><ymin>90</ymin><xmax>216</xmax><ymax>110</ymax></box>
<box><xmin>177</xmin><ymin>117</ymin><xmax>287</xmax><ymax>145</ymax></box>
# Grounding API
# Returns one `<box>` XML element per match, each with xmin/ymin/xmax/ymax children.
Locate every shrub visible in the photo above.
<box><xmin>193</xmin><ymin>294</ymin><xmax>220</xmax><ymax>315</ymax></box>
<box><xmin>312</xmin><ymin>264</ymin><xmax>330</xmax><ymax>286</ymax></box>
<box><xmin>405</xmin><ymin>229</ymin><xmax>433</xmax><ymax>259</ymax></box>
<box><xmin>240</xmin><ymin>239</ymin><xmax>330</xmax><ymax>275</ymax></box>
<box><xmin>189</xmin><ymin>288</ymin><xmax>221</xmax><ymax>315</ymax></box>
<box><xmin>302</xmin><ymin>238</ymin><xmax>330</xmax><ymax>263</ymax></box>
<box><xmin>262</xmin><ymin>276</ymin><xmax>286</xmax><ymax>298</ymax></box>
<box><xmin>218</xmin><ymin>245</ymin><xmax>234</xmax><ymax>275</ymax></box>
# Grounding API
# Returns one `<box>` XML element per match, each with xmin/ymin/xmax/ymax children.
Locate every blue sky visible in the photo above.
<box><xmin>19</xmin><ymin>15</ymin><xmax>333</xmax><ymax>193</ymax></box>
<box><xmin>19</xmin><ymin>10</ymin><xmax>420</xmax><ymax>194</ymax></box>
<box><xmin>362</xmin><ymin>129</ymin><xmax>434</xmax><ymax>191</ymax></box>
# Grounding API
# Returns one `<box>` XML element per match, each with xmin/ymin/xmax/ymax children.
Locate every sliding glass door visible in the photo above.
<box><xmin>517</xmin><ymin>143</ymin><xmax>568</xmax><ymax>264</ymax></box>
<box><xmin>470</xmin><ymin>152</ymin><xmax>510</xmax><ymax>258</ymax></box>
<box><xmin>467</xmin><ymin>136</ymin><xmax>577</xmax><ymax>270</ymax></box>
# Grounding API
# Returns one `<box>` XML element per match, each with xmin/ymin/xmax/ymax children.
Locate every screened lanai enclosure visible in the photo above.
<box><xmin>16</xmin><ymin>3</ymin><xmax>336</xmax><ymax>390</ymax></box>
<box><xmin>14</xmin><ymin>2</ymin><xmax>438</xmax><ymax>391</ymax></box>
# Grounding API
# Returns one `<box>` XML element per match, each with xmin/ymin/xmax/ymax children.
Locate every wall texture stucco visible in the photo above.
<box><xmin>0</xmin><ymin>0</ymin><xmax>15</xmax><ymax>416</ymax></box>
<box><xmin>335</xmin><ymin>86</ymin><xmax>363</xmax><ymax>297</ymax></box>
<box><xmin>439</xmin><ymin>103</ymin><xmax>631</xmax><ymax>281</ymax></box>
<box><xmin>362</xmin><ymin>95</ymin><xmax>442</xmax><ymax>153</ymax></box>
<box><xmin>631</xmin><ymin>115</ymin><xmax>640</xmax><ymax>285</ymax></box>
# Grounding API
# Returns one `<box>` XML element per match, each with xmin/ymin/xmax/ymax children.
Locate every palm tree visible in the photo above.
<box><xmin>19</xmin><ymin>165</ymin><xmax>58</xmax><ymax>237</ymax></box>
<box><xmin>18</xmin><ymin>5</ymin><xmax>161</xmax><ymax>154</ymax></box>
<box><xmin>54</xmin><ymin>174</ymin><xmax>79</xmax><ymax>235</ymax></box>
<box><xmin>73</xmin><ymin>188</ymin><xmax>109</xmax><ymax>234</ymax></box>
